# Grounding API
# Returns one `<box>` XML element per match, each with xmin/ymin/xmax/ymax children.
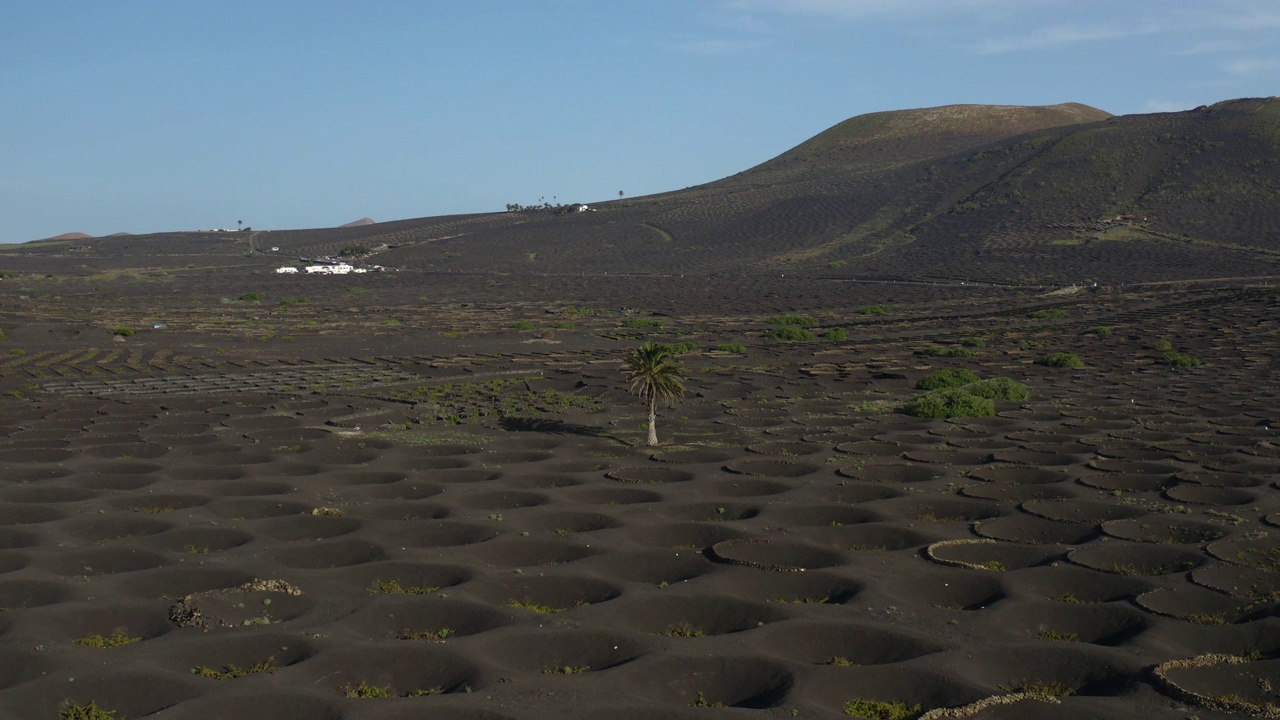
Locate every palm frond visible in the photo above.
<box><xmin>624</xmin><ymin>342</ymin><xmax>686</xmax><ymax>406</ymax></box>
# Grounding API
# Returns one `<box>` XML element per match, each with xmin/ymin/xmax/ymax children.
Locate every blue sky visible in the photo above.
<box><xmin>2</xmin><ymin>0</ymin><xmax>1277</xmax><ymax>243</ymax></box>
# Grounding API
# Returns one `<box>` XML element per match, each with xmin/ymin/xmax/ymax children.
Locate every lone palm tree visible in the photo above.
<box><xmin>624</xmin><ymin>342</ymin><xmax>685</xmax><ymax>446</ymax></box>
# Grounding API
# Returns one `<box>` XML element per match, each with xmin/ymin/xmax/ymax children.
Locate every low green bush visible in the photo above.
<box><xmin>60</xmin><ymin>702</ymin><xmax>122</xmax><ymax>720</ymax></box>
<box><xmin>1160</xmin><ymin>351</ymin><xmax>1201</xmax><ymax>367</ymax></box>
<box><xmin>511</xmin><ymin>320</ymin><xmax>535</xmax><ymax>330</ymax></box>
<box><xmin>902</xmin><ymin>389</ymin><xmax>994</xmax><ymax>419</ymax></box>
<box><xmin>112</xmin><ymin>327</ymin><xmax>135</xmax><ymax>337</ymax></box>
<box><xmin>278</xmin><ymin>297</ymin><xmax>309</xmax><ymax>306</ymax></box>
<box><xmin>666</xmin><ymin>342</ymin><xmax>697</xmax><ymax>354</ymax></box>
<box><xmin>1039</xmin><ymin>352</ymin><xmax>1084</xmax><ymax>368</ymax></box>
<box><xmin>715</xmin><ymin>343</ymin><xmax>746</xmax><ymax>353</ymax></box>
<box><xmin>825</xmin><ymin>327</ymin><xmax>847</xmax><ymax>341</ymax></box>
<box><xmin>856</xmin><ymin>305</ymin><xmax>891</xmax><ymax>315</ymax></box>
<box><xmin>1028</xmin><ymin>309</ymin><xmax>1068</xmax><ymax>319</ymax></box>
<box><xmin>916</xmin><ymin>369</ymin><xmax>981</xmax><ymax>391</ymax></box>
<box><xmin>920</xmin><ymin>346</ymin><xmax>975</xmax><ymax>358</ymax></box>
<box><xmin>969</xmin><ymin>377</ymin><xmax>1030</xmax><ymax>401</ymax></box>
<box><xmin>959</xmin><ymin>336</ymin><xmax>985</xmax><ymax>347</ymax></box>
<box><xmin>0</xmin><ymin>329</ymin><xmax>7</xmax><ymax>342</ymax></box>
<box><xmin>1153</xmin><ymin>339</ymin><xmax>1173</xmax><ymax>351</ymax></box>
<box><xmin>238</xmin><ymin>292</ymin><xmax>263</xmax><ymax>302</ymax></box>
<box><xmin>622</xmin><ymin>318</ymin><xmax>661</xmax><ymax>328</ymax></box>
<box><xmin>842</xmin><ymin>697</ymin><xmax>922</xmax><ymax>720</ymax></box>
<box><xmin>1089</xmin><ymin>326</ymin><xmax>1113</xmax><ymax>335</ymax></box>
<box><xmin>768</xmin><ymin>326</ymin><xmax>813</xmax><ymax>342</ymax></box>
<box><xmin>766</xmin><ymin>314</ymin><xmax>819</xmax><ymax>326</ymax></box>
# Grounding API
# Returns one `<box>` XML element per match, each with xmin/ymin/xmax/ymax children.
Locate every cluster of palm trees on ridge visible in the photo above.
<box><xmin>624</xmin><ymin>342</ymin><xmax>686</xmax><ymax>446</ymax></box>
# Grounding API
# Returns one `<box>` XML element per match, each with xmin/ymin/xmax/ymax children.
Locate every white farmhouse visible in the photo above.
<box><xmin>276</xmin><ymin>266</ymin><xmax>298</xmax><ymax>274</ymax></box>
<box><xmin>305</xmin><ymin>263</ymin><xmax>354</xmax><ymax>275</ymax></box>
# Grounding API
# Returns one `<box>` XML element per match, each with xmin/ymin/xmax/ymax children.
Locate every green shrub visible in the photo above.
<box><xmin>60</xmin><ymin>702</ymin><xmax>121</xmax><ymax>720</ymax></box>
<box><xmin>1039</xmin><ymin>352</ymin><xmax>1084</xmax><ymax>368</ymax></box>
<box><xmin>344</xmin><ymin>682</ymin><xmax>392</xmax><ymax>698</ymax></box>
<box><xmin>554</xmin><ymin>321</ymin><xmax>575</xmax><ymax>330</ymax></box>
<box><xmin>278</xmin><ymin>297</ymin><xmax>309</xmax><ymax>306</ymax></box>
<box><xmin>622</xmin><ymin>318</ymin><xmax>661</xmax><ymax>328</ymax></box>
<box><xmin>842</xmin><ymin>697</ymin><xmax>923</xmax><ymax>719</ymax></box>
<box><xmin>511</xmin><ymin>321</ymin><xmax>535</xmax><ymax>331</ymax></box>
<box><xmin>666</xmin><ymin>342</ymin><xmax>697</xmax><ymax>354</ymax></box>
<box><xmin>916</xmin><ymin>369</ymin><xmax>981</xmax><ymax>391</ymax></box>
<box><xmin>8</xmin><ymin>348</ymin><xmax>23</xmax><ymax>356</ymax></box>
<box><xmin>191</xmin><ymin>659</ymin><xmax>275</xmax><ymax>679</ymax></box>
<box><xmin>1153</xmin><ymin>339</ymin><xmax>1173</xmax><ymax>351</ymax></box>
<box><xmin>768</xmin><ymin>326</ymin><xmax>814</xmax><ymax>342</ymax></box>
<box><xmin>1089</xmin><ymin>326</ymin><xmax>1113</xmax><ymax>335</ymax></box>
<box><xmin>857</xmin><ymin>305</ymin><xmax>891</xmax><ymax>315</ymax></box>
<box><xmin>825</xmin><ymin>327</ymin><xmax>847</xmax><ymax>341</ymax></box>
<box><xmin>1160</xmin><ymin>351</ymin><xmax>1201</xmax><ymax>367</ymax></box>
<box><xmin>715</xmin><ymin>343</ymin><xmax>746</xmax><ymax>354</ymax></box>
<box><xmin>75</xmin><ymin>632</ymin><xmax>141</xmax><ymax>648</ymax></box>
<box><xmin>111</xmin><ymin>327</ymin><xmax>134</xmax><ymax>337</ymax></box>
<box><xmin>1028</xmin><ymin>309</ymin><xmax>1068</xmax><ymax>319</ymax></box>
<box><xmin>902</xmin><ymin>389</ymin><xmax>994</xmax><ymax>419</ymax></box>
<box><xmin>0</xmin><ymin>328</ymin><xmax>7</xmax><ymax>342</ymax></box>
<box><xmin>238</xmin><ymin>292</ymin><xmax>263</xmax><ymax>302</ymax></box>
<box><xmin>766</xmin><ymin>314</ymin><xmax>819</xmax><ymax>326</ymax></box>
<box><xmin>959</xmin><ymin>336</ymin><xmax>985</xmax><ymax>347</ymax></box>
<box><xmin>920</xmin><ymin>346</ymin><xmax>975</xmax><ymax>358</ymax></box>
<box><xmin>969</xmin><ymin>377</ymin><xmax>1030</xmax><ymax>401</ymax></box>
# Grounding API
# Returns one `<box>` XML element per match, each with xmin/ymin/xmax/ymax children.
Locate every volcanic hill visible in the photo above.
<box><xmin>6</xmin><ymin>98</ymin><xmax>1279</xmax><ymax>286</ymax></box>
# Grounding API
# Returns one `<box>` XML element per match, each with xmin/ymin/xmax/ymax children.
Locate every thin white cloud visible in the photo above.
<box><xmin>1196</xmin><ymin>6</ymin><xmax>1280</xmax><ymax>31</ymax></box>
<box><xmin>969</xmin><ymin>23</ymin><xmax>1164</xmax><ymax>54</ymax></box>
<box><xmin>1170</xmin><ymin>39</ymin><xmax>1247</xmax><ymax>56</ymax></box>
<box><xmin>670</xmin><ymin>37</ymin><xmax>772</xmax><ymax>55</ymax></box>
<box><xmin>723</xmin><ymin>0</ymin><xmax>1045</xmax><ymax>21</ymax></box>
<box><xmin>1222</xmin><ymin>57</ymin><xmax>1280</xmax><ymax>76</ymax></box>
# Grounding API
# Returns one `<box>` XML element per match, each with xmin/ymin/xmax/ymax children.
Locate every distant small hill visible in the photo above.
<box><xmin>46</xmin><ymin>232</ymin><xmax>93</xmax><ymax>241</ymax></box>
<box><xmin>339</xmin><ymin>217</ymin><xmax>376</xmax><ymax>228</ymax></box>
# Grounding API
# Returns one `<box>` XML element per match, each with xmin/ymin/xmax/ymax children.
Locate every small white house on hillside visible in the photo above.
<box><xmin>305</xmin><ymin>264</ymin><xmax>354</xmax><ymax>275</ymax></box>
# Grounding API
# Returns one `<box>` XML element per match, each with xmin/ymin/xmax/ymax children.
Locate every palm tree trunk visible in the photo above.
<box><xmin>647</xmin><ymin>395</ymin><xmax>659</xmax><ymax>446</ymax></box>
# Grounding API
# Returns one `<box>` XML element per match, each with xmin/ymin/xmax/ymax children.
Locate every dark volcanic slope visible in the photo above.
<box><xmin>5</xmin><ymin>99</ymin><xmax>1278</xmax><ymax>285</ymax></box>
<box><xmin>728</xmin><ymin>102</ymin><xmax>1112</xmax><ymax>182</ymax></box>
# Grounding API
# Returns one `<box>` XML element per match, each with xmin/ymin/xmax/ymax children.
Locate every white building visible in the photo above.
<box><xmin>276</xmin><ymin>267</ymin><xmax>298</xmax><ymax>274</ymax></box>
<box><xmin>305</xmin><ymin>264</ymin><xmax>354</xmax><ymax>275</ymax></box>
